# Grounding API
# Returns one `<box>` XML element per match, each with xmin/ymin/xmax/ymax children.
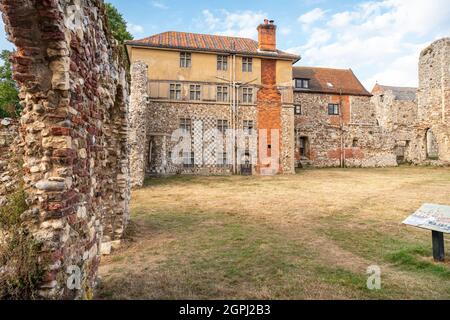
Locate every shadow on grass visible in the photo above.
<box><xmin>316</xmin><ymin>214</ymin><xmax>450</xmax><ymax>282</ymax></box>
<box><xmin>97</xmin><ymin>210</ymin><xmax>396</xmax><ymax>300</ymax></box>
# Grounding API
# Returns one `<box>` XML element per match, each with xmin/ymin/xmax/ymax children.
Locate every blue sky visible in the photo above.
<box><xmin>1</xmin><ymin>0</ymin><xmax>450</xmax><ymax>89</ymax></box>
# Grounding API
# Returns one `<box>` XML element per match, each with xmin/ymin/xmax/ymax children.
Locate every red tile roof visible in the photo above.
<box><xmin>293</xmin><ymin>67</ymin><xmax>371</xmax><ymax>96</ymax></box>
<box><xmin>126</xmin><ymin>31</ymin><xmax>300</xmax><ymax>61</ymax></box>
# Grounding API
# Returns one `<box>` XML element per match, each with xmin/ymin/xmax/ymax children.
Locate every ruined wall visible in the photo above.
<box><xmin>412</xmin><ymin>38</ymin><xmax>450</xmax><ymax>165</ymax></box>
<box><xmin>0</xmin><ymin>0</ymin><xmax>130</xmax><ymax>299</ymax></box>
<box><xmin>0</xmin><ymin>118</ymin><xmax>18</xmax><ymax>206</ymax></box>
<box><xmin>294</xmin><ymin>92</ymin><xmax>397</xmax><ymax>168</ymax></box>
<box><xmin>371</xmin><ymin>89</ymin><xmax>418</xmax><ymax>163</ymax></box>
<box><xmin>129</xmin><ymin>61</ymin><xmax>148</xmax><ymax>186</ymax></box>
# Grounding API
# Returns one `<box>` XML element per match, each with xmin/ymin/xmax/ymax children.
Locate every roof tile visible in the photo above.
<box><xmin>293</xmin><ymin>67</ymin><xmax>371</xmax><ymax>96</ymax></box>
<box><xmin>126</xmin><ymin>31</ymin><xmax>300</xmax><ymax>61</ymax></box>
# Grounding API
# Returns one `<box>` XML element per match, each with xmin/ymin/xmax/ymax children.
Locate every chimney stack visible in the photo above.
<box><xmin>257</xmin><ymin>19</ymin><xmax>277</xmax><ymax>51</ymax></box>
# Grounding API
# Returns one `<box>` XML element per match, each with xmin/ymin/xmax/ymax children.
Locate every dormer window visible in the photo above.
<box><xmin>295</xmin><ymin>78</ymin><xmax>309</xmax><ymax>89</ymax></box>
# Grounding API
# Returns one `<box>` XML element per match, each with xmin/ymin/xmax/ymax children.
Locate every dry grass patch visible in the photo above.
<box><xmin>97</xmin><ymin>166</ymin><xmax>450</xmax><ymax>300</ymax></box>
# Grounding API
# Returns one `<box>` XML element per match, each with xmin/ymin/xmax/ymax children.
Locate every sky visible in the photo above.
<box><xmin>1</xmin><ymin>0</ymin><xmax>449</xmax><ymax>90</ymax></box>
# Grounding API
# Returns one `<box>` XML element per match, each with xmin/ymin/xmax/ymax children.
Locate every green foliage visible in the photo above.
<box><xmin>0</xmin><ymin>228</ymin><xmax>44</xmax><ymax>300</ymax></box>
<box><xmin>0</xmin><ymin>160</ymin><xmax>44</xmax><ymax>299</ymax></box>
<box><xmin>0</xmin><ymin>50</ymin><xmax>20</xmax><ymax>118</ymax></box>
<box><xmin>0</xmin><ymin>189</ymin><xmax>27</xmax><ymax>228</ymax></box>
<box><xmin>105</xmin><ymin>3</ymin><xmax>133</xmax><ymax>44</ymax></box>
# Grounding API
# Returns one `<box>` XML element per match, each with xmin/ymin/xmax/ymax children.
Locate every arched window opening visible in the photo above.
<box><xmin>426</xmin><ymin>129</ymin><xmax>439</xmax><ymax>160</ymax></box>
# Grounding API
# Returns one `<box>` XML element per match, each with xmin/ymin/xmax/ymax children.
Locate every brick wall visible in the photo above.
<box><xmin>257</xmin><ymin>59</ymin><xmax>283</xmax><ymax>174</ymax></box>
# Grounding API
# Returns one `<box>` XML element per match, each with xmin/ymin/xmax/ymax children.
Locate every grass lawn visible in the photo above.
<box><xmin>96</xmin><ymin>166</ymin><xmax>450</xmax><ymax>300</ymax></box>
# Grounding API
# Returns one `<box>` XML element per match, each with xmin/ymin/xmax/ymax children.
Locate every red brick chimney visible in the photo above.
<box><xmin>257</xmin><ymin>19</ymin><xmax>277</xmax><ymax>51</ymax></box>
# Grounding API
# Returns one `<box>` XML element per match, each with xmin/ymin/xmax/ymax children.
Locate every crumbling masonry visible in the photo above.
<box><xmin>0</xmin><ymin>0</ymin><xmax>130</xmax><ymax>299</ymax></box>
<box><xmin>413</xmin><ymin>38</ymin><xmax>450</xmax><ymax>164</ymax></box>
<box><xmin>371</xmin><ymin>38</ymin><xmax>450</xmax><ymax>165</ymax></box>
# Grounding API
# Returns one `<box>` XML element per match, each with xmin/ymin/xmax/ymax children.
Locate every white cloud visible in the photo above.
<box><xmin>202</xmin><ymin>9</ymin><xmax>220</xmax><ymax>31</ymax></box>
<box><xmin>151</xmin><ymin>1</ymin><xmax>168</xmax><ymax>9</ymax></box>
<box><xmin>328</xmin><ymin>11</ymin><xmax>358</xmax><ymax>28</ymax></box>
<box><xmin>279</xmin><ymin>27</ymin><xmax>292</xmax><ymax>36</ymax></box>
<box><xmin>128</xmin><ymin>23</ymin><xmax>145</xmax><ymax>37</ymax></box>
<box><xmin>298</xmin><ymin>8</ymin><xmax>326</xmax><ymax>25</ymax></box>
<box><xmin>290</xmin><ymin>0</ymin><xmax>450</xmax><ymax>89</ymax></box>
<box><xmin>199</xmin><ymin>10</ymin><xmax>266</xmax><ymax>39</ymax></box>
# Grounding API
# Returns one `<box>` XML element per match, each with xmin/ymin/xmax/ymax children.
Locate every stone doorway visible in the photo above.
<box><xmin>299</xmin><ymin>136</ymin><xmax>310</xmax><ymax>159</ymax></box>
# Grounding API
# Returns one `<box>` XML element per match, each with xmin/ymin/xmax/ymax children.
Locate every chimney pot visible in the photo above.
<box><xmin>257</xmin><ymin>19</ymin><xmax>277</xmax><ymax>51</ymax></box>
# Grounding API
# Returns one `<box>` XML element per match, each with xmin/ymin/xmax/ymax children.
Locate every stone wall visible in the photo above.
<box><xmin>0</xmin><ymin>117</ymin><xmax>19</xmax><ymax>206</ymax></box>
<box><xmin>0</xmin><ymin>0</ymin><xmax>130</xmax><ymax>299</ymax></box>
<box><xmin>129</xmin><ymin>61</ymin><xmax>148</xmax><ymax>187</ymax></box>
<box><xmin>294</xmin><ymin>92</ymin><xmax>397</xmax><ymax>168</ymax></box>
<box><xmin>142</xmin><ymin>100</ymin><xmax>248</xmax><ymax>176</ymax></box>
<box><xmin>412</xmin><ymin>38</ymin><xmax>450</xmax><ymax>165</ymax></box>
<box><xmin>281</xmin><ymin>106</ymin><xmax>295</xmax><ymax>174</ymax></box>
<box><xmin>371</xmin><ymin>87</ymin><xmax>418</xmax><ymax>163</ymax></box>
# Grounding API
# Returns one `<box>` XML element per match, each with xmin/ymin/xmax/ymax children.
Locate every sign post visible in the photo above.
<box><xmin>432</xmin><ymin>231</ymin><xmax>445</xmax><ymax>262</ymax></box>
<box><xmin>403</xmin><ymin>203</ymin><xmax>450</xmax><ymax>262</ymax></box>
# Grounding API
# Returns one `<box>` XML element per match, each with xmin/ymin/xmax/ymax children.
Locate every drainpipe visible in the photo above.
<box><xmin>229</xmin><ymin>53</ymin><xmax>234</xmax><ymax>174</ymax></box>
<box><xmin>233</xmin><ymin>54</ymin><xmax>237</xmax><ymax>174</ymax></box>
<box><xmin>339</xmin><ymin>88</ymin><xmax>345</xmax><ymax>168</ymax></box>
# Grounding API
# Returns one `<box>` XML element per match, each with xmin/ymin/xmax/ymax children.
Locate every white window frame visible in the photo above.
<box><xmin>189</xmin><ymin>84</ymin><xmax>201</xmax><ymax>101</ymax></box>
<box><xmin>180</xmin><ymin>52</ymin><xmax>192</xmax><ymax>68</ymax></box>
<box><xmin>242</xmin><ymin>57</ymin><xmax>253</xmax><ymax>72</ymax></box>
<box><xmin>242</xmin><ymin>87</ymin><xmax>253</xmax><ymax>103</ymax></box>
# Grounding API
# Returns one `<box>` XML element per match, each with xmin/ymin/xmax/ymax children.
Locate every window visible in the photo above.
<box><xmin>182</xmin><ymin>151</ymin><xmax>195</xmax><ymax>167</ymax></box>
<box><xmin>242</xmin><ymin>87</ymin><xmax>253</xmax><ymax>103</ymax></box>
<box><xmin>218</xmin><ymin>152</ymin><xmax>228</xmax><ymax>167</ymax></box>
<box><xmin>352</xmin><ymin>138</ymin><xmax>359</xmax><ymax>148</ymax></box>
<box><xmin>217</xmin><ymin>119</ymin><xmax>229</xmax><ymax>134</ymax></box>
<box><xmin>328</xmin><ymin>103</ymin><xmax>340</xmax><ymax>115</ymax></box>
<box><xmin>217</xmin><ymin>86</ymin><xmax>229</xmax><ymax>102</ymax></box>
<box><xmin>295</xmin><ymin>78</ymin><xmax>309</xmax><ymax>89</ymax></box>
<box><xmin>217</xmin><ymin>55</ymin><xmax>228</xmax><ymax>71</ymax></box>
<box><xmin>243</xmin><ymin>120</ymin><xmax>254</xmax><ymax>135</ymax></box>
<box><xmin>294</xmin><ymin>105</ymin><xmax>302</xmax><ymax>115</ymax></box>
<box><xmin>180</xmin><ymin>52</ymin><xmax>191</xmax><ymax>68</ymax></box>
<box><xmin>170</xmin><ymin>83</ymin><xmax>182</xmax><ymax>100</ymax></box>
<box><xmin>179</xmin><ymin>118</ymin><xmax>192</xmax><ymax>133</ymax></box>
<box><xmin>189</xmin><ymin>85</ymin><xmax>201</xmax><ymax>101</ymax></box>
<box><xmin>242</xmin><ymin>57</ymin><xmax>253</xmax><ymax>72</ymax></box>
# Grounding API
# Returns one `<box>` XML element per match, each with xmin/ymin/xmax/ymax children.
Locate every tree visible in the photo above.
<box><xmin>0</xmin><ymin>50</ymin><xmax>20</xmax><ymax>118</ymax></box>
<box><xmin>105</xmin><ymin>3</ymin><xmax>133</xmax><ymax>44</ymax></box>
